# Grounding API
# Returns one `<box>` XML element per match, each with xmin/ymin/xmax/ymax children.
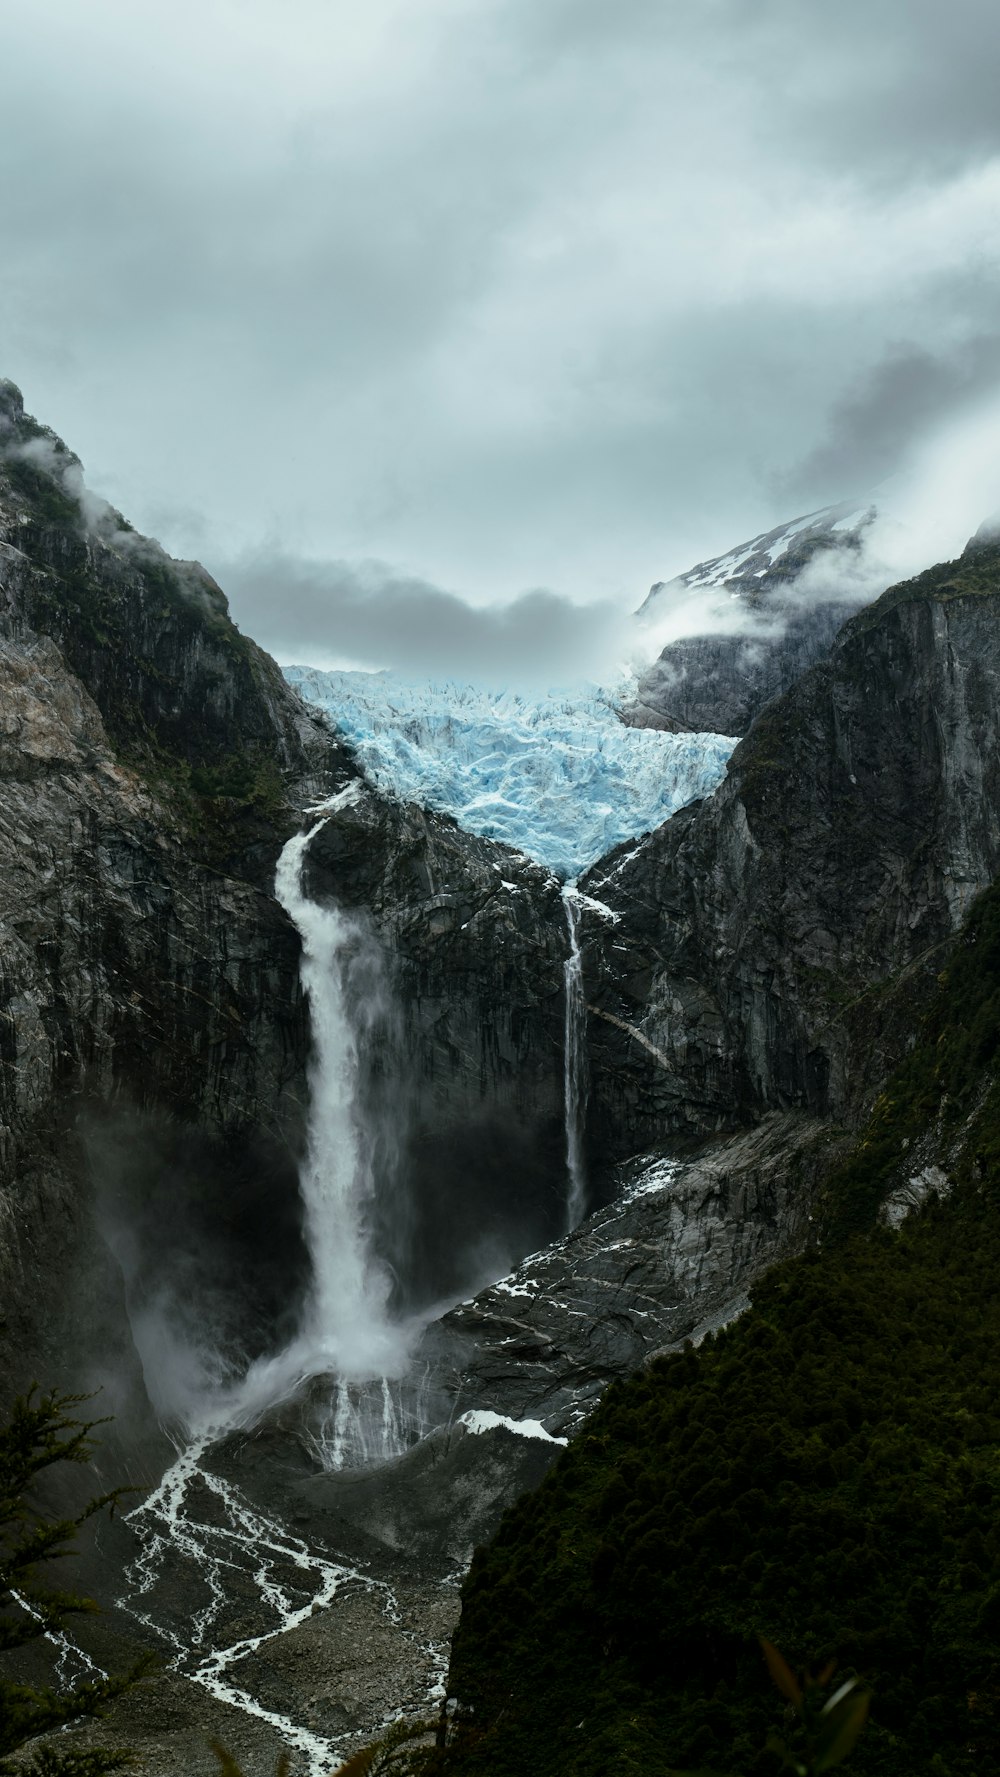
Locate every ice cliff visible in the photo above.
<box><xmin>282</xmin><ymin>669</ymin><xmax>737</xmax><ymax>880</ymax></box>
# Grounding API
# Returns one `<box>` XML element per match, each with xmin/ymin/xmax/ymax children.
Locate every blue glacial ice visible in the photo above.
<box><xmin>284</xmin><ymin>667</ymin><xmax>737</xmax><ymax>881</ymax></box>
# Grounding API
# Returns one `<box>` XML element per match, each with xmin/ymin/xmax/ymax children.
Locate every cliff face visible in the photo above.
<box><xmin>301</xmin><ymin>791</ymin><xmax>572</xmax><ymax>1299</ymax></box>
<box><xmin>623</xmin><ymin>602</ymin><xmax>857</xmax><ymax>736</ymax></box>
<box><xmin>582</xmin><ymin>540</ymin><xmax>1000</xmax><ymax>1160</ymax></box>
<box><xmin>0</xmin><ymin>381</ymin><xmax>354</xmax><ymax>1397</ymax></box>
<box><xmin>0</xmin><ymin>380</ymin><xmax>576</xmax><ymax>1390</ymax></box>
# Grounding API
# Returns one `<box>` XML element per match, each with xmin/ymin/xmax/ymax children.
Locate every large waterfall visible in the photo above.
<box><xmin>273</xmin><ymin>814</ymin><xmax>404</xmax><ymax>1381</ymax></box>
<box><xmin>561</xmin><ymin>885</ymin><xmax>589</xmax><ymax>1231</ymax></box>
<box><xmin>215</xmin><ymin>796</ymin><xmax>419</xmax><ymax>1461</ymax></box>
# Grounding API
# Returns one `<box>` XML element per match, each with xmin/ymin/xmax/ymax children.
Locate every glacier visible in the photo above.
<box><xmin>283</xmin><ymin>667</ymin><xmax>737</xmax><ymax>881</ymax></box>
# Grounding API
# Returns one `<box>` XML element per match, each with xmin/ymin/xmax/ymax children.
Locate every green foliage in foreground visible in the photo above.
<box><xmin>442</xmin><ymin>1179</ymin><xmax>1000</xmax><ymax>1775</ymax></box>
<box><xmin>758</xmin><ymin>1641</ymin><xmax>870</xmax><ymax>1777</ymax></box>
<box><xmin>435</xmin><ymin>879</ymin><xmax>1000</xmax><ymax>1776</ymax></box>
<box><xmin>210</xmin><ymin>1716</ymin><xmax>437</xmax><ymax>1776</ymax></box>
<box><xmin>0</xmin><ymin>1391</ymin><xmax>143</xmax><ymax>1777</ymax></box>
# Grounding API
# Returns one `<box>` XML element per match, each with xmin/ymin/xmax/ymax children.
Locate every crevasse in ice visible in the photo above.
<box><xmin>283</xmin><ymin>667</ymin><xmax>737</xmax><ymax>881</ymax></box>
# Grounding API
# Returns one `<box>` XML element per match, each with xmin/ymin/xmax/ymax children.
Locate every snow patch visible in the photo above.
<box><xmin>622</xmin><ymin>1158</ymin><xmax>683</xmax><ymax>1200</ymax></box>
<box><xmin>458</xmin><ymin>1410</ymin><xmax>567</xmax><ymax>1446</ymax></box>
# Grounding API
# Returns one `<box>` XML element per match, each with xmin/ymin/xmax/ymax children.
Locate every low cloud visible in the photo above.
<box><xmin>780</xmin><ymin>335</ymin><xmax>1000</xmax><ymax>506</ymax></box>
<box><xmin>4</xmin><ymin>3</ymin><xmax>1000</xmax><ymax>606</ymax></box>
<box><xmin>222</xmin><ymin>371</ymin><xmax>1000</xmax><ymax>686</ymax></box>
<box><xmin>221</xmin><ymin>550</ymin><xmax>632</xmax><ymax>687</ymax></box>
<box><xmin>2</xmin><ymin>426</ymin><xmax>138</xmax><ymax>544</ymax></box>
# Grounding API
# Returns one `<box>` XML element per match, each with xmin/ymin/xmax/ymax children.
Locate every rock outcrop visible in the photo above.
<box><xmin>301</xmin><ymin>791</ymin><xmax>571</xmax><ymax>1299</ymax></box>
<box><xmin>583</xmin><ymin>537</ymin><xmax>1000</xmax><ymax>1159</ymax></box>
<box><xmin>428</xmin><ymin>1111</ymin><xmax>840</xmax><ymax>1435</ymax></box>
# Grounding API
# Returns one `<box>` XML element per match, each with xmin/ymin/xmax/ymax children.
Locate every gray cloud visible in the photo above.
<box><xmin>780</xmin><ymin>334</ymin><xmax>1000</xmax><ymax>505</ymax></box>
<box><xmin>733</xmin><ymin>0</ymin><xmax>1000</xmax><ymax>178</ymax></box>
<box><xmin>1</xmin><ymin>0</ymin><xmax>998</xmax><ymax>658</ymax></box>
<box><xmin>222</xmin><ymin>551</ymin><xmax>626</xmax><ymax>685</ymax></box>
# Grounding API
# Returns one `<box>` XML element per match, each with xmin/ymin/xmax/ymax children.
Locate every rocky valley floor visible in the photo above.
<box><xmin>16</xmin><ymin>1115</ymin><xmax>831</xmax><ymax>1776</ymax></box>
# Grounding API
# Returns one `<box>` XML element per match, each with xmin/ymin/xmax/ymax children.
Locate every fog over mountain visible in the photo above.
<box><xmin>2</xmin><ymin>0</ymin><xmax>1000</xmax><ymax>674</ymax></box>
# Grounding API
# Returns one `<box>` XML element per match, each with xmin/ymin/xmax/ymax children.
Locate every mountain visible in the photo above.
<box><xmin>622</xmin><ymin>500</ymin><xmax>876</xmax><ymax>734</ymax></box>
<box><xmin>429</xmin><ymin>531</ymin><xmax>1000</xmax><ymax>1777</ymax></box>
<box><xmin>581</xmin><ymin>531</ymin><xmax>1000</xmax><ymax>1159</ymax></box>
<box><xmin>6</xmin><ymin>376</ymin><xmax>1000</xmax><ymax>1774</ymax></box>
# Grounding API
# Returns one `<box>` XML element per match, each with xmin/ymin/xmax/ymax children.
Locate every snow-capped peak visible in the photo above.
<box><xmin>639</xmin><ymin>500</ymin><xmax>876</xmax><ymax>617</ymax></box>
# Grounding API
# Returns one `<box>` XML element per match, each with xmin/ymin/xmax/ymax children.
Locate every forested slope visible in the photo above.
<box><xmin>436</xmin><ymin>877</ymin><xmax>1000</xmax><ymax>1777</ymax></box>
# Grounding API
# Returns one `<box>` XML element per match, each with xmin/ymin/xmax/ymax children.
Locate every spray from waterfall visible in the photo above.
<box><xmin>561</xmin><ymin>884</ymin><xmax>589</xmax><ymax>1231</ymax></box>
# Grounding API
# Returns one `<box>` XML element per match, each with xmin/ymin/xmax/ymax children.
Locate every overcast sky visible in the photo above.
<box><xmin>2</xmin><ymin>0</ymin><xmax>999</xmax><ymax>674</ymax></box>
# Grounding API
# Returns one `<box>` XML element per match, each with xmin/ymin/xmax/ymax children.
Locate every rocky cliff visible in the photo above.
<box><xmin>301</xmin><ymin>793</ymin><xmax>569</xmax><ymax>1297</ymax></box>
<box><xmin>582</xmin><ymin>533</ymin><xmax>1000</xmax><ymax>1161</ymax></box>
<box><xmin>0</xmin><ymin>380</ymin><xmax>356</xmax><ymax>1404</ymax></box>
<box><xmin>0</xmin><ymin>381</ymin><xmax>577</xmax><ymax>1400</ymax></box>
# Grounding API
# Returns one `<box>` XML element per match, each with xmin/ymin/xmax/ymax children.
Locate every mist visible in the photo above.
<box><xmin>213</xmin><ymin>383</ymin><xmax>1000</xmax><ymax>693</ymax></box>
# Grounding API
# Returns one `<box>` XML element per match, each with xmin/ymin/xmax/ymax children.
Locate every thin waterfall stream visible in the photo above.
<box><xmin>561</xmin><ymin>883</ymin><xmax>589</xmax><ymax>1231</ymax></box>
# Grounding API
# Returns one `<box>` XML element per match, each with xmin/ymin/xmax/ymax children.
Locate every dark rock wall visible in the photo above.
<box><xmin>582</xmin><ymin>547</ymin><xmax>1000</xmax><ymax>1160</ymax></box>
<box><xmin>0</xmin><ymin>379</ymin><xmax>576</xmax><ymax>1388</ymax></box>
<box><xmin>304</xmin><ymin>791</ymin><xmax>571</xmax><ymax>1301</ymax></box>
<box><xmin>623</xmin><ymin>602</ymin><xmax>855</xmax><ymax>736</ymax></box>
<box><xmin>0</xmin><ymin>382</ymin><xmax>350</xmax><ymax>1400</ymax></box>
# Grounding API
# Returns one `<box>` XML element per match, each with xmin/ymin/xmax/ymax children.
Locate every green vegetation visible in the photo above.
<box><xmin>2</xmin><ymin>454</ymin><xmax>81</xmax><ymax>530</ymax></box>
<box><xmin>822</xmin><ymin>874</ymin><xmax>1000</xmax><ymax>1238</ymax></box>
<box><xmin>441</xmin><ymin>1189</ymin><xmax>1000</xmax><ymax>1775</ymax></box>
<box><xmin>432</xmin><ymin>878</ymin><xmax>1000</xmax><ymax>1776</ymax></box>
<box><xmin>757</xmin><ymin>1641</ymin><xmax>869</xmax><ymax>1777</ymax></box>
<box><xmin>0</xmin><ymin>1391</ymin><xmax>145</xmax><ymax>1776</ymax></box>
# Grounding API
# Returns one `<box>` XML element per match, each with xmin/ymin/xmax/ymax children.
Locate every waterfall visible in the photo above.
<box><xmin>269</xmin><ymin>803</ymin><xmax>410</xmax><ymax>1408</ymax></box>
<box><xmin>303</xmin><ymin>1366</ymin><xmax>434</xmax><ymax>1471</ymax></box>
<box><xmin>561</xmin><ymin>883</ymin><xmax>589</xmax><ymax>1231</ymax></box>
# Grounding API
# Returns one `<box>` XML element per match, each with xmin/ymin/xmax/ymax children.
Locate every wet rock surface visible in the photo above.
<box><xmin>0</xmin><ymin>385</ymin><xmax>353</xmax><ymax>1404</ymax></box>
<box><xmin>429</xmin><ymin>1111</ymin><xmax>838</xmax><ymax>1434</ymax></box>
<box><xmin>303</xmin><ymin>792</ymin><xmax>573</xmax><ymax>1295</ymax></box>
